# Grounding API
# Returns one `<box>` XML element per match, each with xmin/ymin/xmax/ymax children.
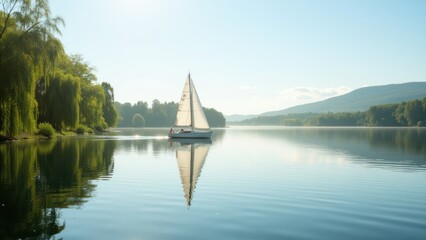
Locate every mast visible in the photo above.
<box><xmin>188</xmin><ymin>73</ymin><xmax>195</xmax><ymax>131</ymax></box>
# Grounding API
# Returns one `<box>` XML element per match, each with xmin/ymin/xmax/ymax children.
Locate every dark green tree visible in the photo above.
<box><xmin>203</xmin><ymin>107</ymin><xmax>226</xmax><ymax>127</ymax></box>
<box><xmin>101</xmin><ymin>82</ymin><xmax>118</xmax><ymax>127</ymax></box>
<box><xmin>404</xmin><ymin>99</ymin><xmax>425</xmax><ymax>126</ymax></box>
<box><xmin>133</xmin><ymin>101</ymin><xmax>149</xmax><ymax>117</ymax></box>
<box><xmin>151</xmin><ymin>100</ymin><xmax>169</xmax><ymax>127</ymax></box>
<box><xmin>365</xmin><ymin>104</ymin><xmax>399</xmax><ymax>126</ymax></box>
<box><xmin>115</xmin><ymin>102</ymin><xmax>133</xmax><ymax>127</ymax></box>
<box><xmin>132</xmin><ymin>114</ymin><xmax>145</xmax><ymax>127</ymax></box>
<box><xmin>0</xmin><ymin>0</ymin><xmax>64</xmax><ymax>136</ymax></box>
<box><xmin>80</xmin><ymin>84</ymin><xmax>106</xmax><ymax>129</ymax></box>
<box><xmin>38</xmin><ymin>72</ymin><xmax>80</xmax><ymax>130</ymax></box>
<box><xmin>395</xmin><ymin>102</ymin><xmax>407</xmax><ymax>126</ymax></box>
<box><xmin>282</xmin><ymin>118</ymin><xmax>304</xmax><ymax>126</ymax></box>
<box><xmin>61</xmin><ymin>54</ymin><xmax>109</xmax><ymax>130</ymax></box>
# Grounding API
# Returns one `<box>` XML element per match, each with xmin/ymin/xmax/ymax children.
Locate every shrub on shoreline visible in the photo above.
<box><xmin>76</xmin><ymin>125</ymin><xmax>93</xmax><ymax>134</ymax></box>
<box><xmin>38</xmin><ymin>123</ymin><xmax>55</xmax><ymax>138</ymax></box>
<box><xmin>76</xmin><ymin>125</ymin><xmax>85</xmax><ymax>134</ymax></box>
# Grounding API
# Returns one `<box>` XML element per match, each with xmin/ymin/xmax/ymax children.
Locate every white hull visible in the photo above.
<box><xmin>169</xmin><ymin>130</ymin><xmax>212</xmax><ymax>139</ymax></box>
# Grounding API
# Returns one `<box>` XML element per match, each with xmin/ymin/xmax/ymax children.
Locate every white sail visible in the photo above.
<box><xmin>190</xmin><ymin>80</ymin><xmax>210</xmax><ymax>130</ymax></box>
<box><xmin>176</xmin><ymin>143</ymin><xmax>210</xmax><ymax>206</ymax></box>
<box><xmin>175</xmin><ymin>78</ymin><xmax>191</xmax><ymax>127</ymax></box>
<box><xmin>174</xmin><ymin>74</ymin><xmax>210</xmax><ymax>130</ymax></box>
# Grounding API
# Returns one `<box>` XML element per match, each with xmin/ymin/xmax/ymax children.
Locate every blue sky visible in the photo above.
<box><xmin>50</xmin><ymin>0</ymin><xmax>426</xmax><ymax>115</ymax></box>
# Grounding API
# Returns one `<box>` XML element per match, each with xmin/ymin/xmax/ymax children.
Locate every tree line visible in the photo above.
<box><xmin>233</xmin><ymin>97</ymin><xmax>426</xmax><ymax>127</ymax></box>
<box><xmin>0</xmin><ymin>0</ymin><xmax>118</xmax><ymax>138</ymax></box>
<box><xmin>115</xmin><ymin>100</ymin><xmax>226</xmax><ymax>128</ymax></box>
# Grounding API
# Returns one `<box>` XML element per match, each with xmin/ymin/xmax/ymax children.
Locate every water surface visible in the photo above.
<box><xmin>1</xmin><ymin>127</ymin><xmax>426</xmax><ymax>239</ymax></box>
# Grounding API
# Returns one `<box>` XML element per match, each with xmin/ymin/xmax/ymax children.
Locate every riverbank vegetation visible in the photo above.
<box><xmin>232</xmin><ymin>97</ymin><xmax>426</xmax><ymax>127</ymax></box>
<box><xmin>0</xmin><ymin>0</ymin><xmax>118</xmax><ymax>138</ymax></box>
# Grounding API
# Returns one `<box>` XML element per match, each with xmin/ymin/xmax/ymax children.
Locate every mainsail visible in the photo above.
<box><xmin>175</xmin><ymin>74</ymin><xmax>210</xmax><ymax>130</ymax></box>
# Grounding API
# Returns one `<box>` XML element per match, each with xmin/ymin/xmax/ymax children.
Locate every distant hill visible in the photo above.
<box><xmin>261</xmin><ymin>82</ymin><xmax>426</xmax><ymax>116</ymax></box>
<box><xmin>225</xmin><ymin>114</ymin><xmax>257</xmax><ymax>122</ymax></box>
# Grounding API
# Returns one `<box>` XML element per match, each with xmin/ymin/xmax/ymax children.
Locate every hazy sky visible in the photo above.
<box><xmin>50</xmin><ymin>0</ymin><xmax>426</xmax><ymax>115</ymax></box>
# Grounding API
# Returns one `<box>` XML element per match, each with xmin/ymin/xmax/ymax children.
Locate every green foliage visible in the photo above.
<box><xmin>132</xmin><ymin>114</ymin><xmax>145</xmax><ymax>127</ymax></box>
<box><xmin>365</xmin><ymin>104</ymin><xmax>399</xmax><ymax>126</ymax></box>
<box><xmin>61</xmin><ymin>56</ymin><xmax>113</xmax><ymax>131</ymax></box>
<box><xmin>76</xmin><ymin>125</ymin><xmax>88</xmax><ymax>134</ymax></box>
<box><xmin>87</xmin><ymin>127</ymin><xmax>94</xmax><ymax>134</ymax></box>
<box><xmin>76</xmin><ymin>126</ymin><xmax>85</xmax><ymax>134</ymax></box>
<box><xmin>76</xmin><ymin>125</ymin><xmax>93</xmax><ymax>134</ymax></box>
<box><xmin>37</xmin><ymin>71</ymin><xmax>81</xmax><ymax>130</ymax></box>
<box><xmin>404</xmin><ymin>100</ymin><xmax>425</xmax><ymax>126</ymax></box>
<box><xmin>235</xmin><ymin>113</ymin><xmax>316</xmax><ymax>126</ymax></box>
<box><xmin>204</xmin><ymin>108</ymin><xmax>226</xmax><ymax>127</ymax></box>
<box><xmin>61</xmin><ymin>54</ymin><xmax>97</xmax><ymax>85</ymax></box>
<box><xmin>363</xmin><ymin>98</ymin><xmax>426</xmax><ymax>127</ymax></box>
<box><xmin>148</xmin><ymin>100</ymin><xmax>170</xmax><ymax>127</ymax></box>
<box><xmin>115</xmin><ymin>102</ymin><xmax>133</xmax><ymax>127</ymax></box>
<box><xmin>0</xmin><ymin>30</ymin><xmax>39</xmax><ymax>136</ymax></box>
<box><xmin>0</xmin><ymin>1</ymin><xmax>117</xmax><ymax>137</ymax></box>
<box><xmin>282</xmin><ymin>118</ymin><xmax>304</xmax><ymax>126</ymax></box>
<box><xmin>395</xmin><ymin>102</ymin><xmax>407</xmax><ymax>125</ymax></box>
<box><xmin>417</xmin><ymin>121</ymin><xmax>426</xmax><ymax>127</ymax></box>
<box><xmin>308</xmin><ymin>112</ymin><xmax>365</xmax><ymax>126</ymax></box>
<box><xmin>101</xmin><ymin>82</ymin><xmax>118</xmax><ymax>127</ymax></box>
<box><xmin>80</xmin><ymin>84</ymin><xmax>106</xmax><ymax>129</ymax></box>
<box><xmin>38</xmin><ymin>122</ymin><xmax>55</xmax><ymax>137</ymax></box>
<box><xmin>423</xmin><ymin>97</ymin><xmax>426</xmax><ymax>111</ymax></box>
<box><xmin>0</xmin><ymin>0</ymin><xmax>65</xmax><ymax>137</ymax></box>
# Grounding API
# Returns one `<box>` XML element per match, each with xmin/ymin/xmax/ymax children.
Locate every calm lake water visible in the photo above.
<box><xmin>1</xmin><ymin>127</ymin><xmax>426</xmax><ymax>239</ymax></box>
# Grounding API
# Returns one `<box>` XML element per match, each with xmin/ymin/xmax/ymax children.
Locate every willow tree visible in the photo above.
<box><xmin>38</xmin><ymin>71</ymin><xmax>80</xmax><ymax>131</ymax></box>
<box><xmin>59</xmin><ymin>55</ymin><xmax>104</xmax><ymax>129</ymax></box>
<box><xmin>60</xmin><ymin>54</ymin><xmax>97</xmax><ymax>86</ymax></box>
<box><xmin>80</xmin><ymin>84</ymin><xmax>106</xmax><ymax>129</ymax></box>
<box><xmin>0</xmin><ymin>0</ymin><xmax>64</xmax><ymax>137</ymax></box>
<box><xmin>404</xmin><ymin>99</ymin><xmax>425</xmax><ymax>126</ymax></box>
<box><xmin>101</xmin><ymin>82</ymin><xmax>118</xmax><ymax>128</ymax></box>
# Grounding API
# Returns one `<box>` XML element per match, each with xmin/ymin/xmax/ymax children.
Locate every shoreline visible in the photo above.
<box><xmin>0</xmin><ymin>132</ymin><xmax>77</xmax><ymax>143</ymax></box>
<box><xmin>0</xmin><ymin>128</ymin><xmax>113</xmax><ymax>143</ymax></box>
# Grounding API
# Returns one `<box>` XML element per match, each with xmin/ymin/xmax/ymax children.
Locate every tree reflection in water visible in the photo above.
<box><xmin>0</xmin><ymin>138</ymin><xmax>116</xmax><ymax>239</ymax></box>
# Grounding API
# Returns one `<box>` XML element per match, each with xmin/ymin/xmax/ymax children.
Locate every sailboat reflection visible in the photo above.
<box><xmin>170</xmin><ymin>138</ymin><xmax>212</xmax><ymax>207</ymax></box>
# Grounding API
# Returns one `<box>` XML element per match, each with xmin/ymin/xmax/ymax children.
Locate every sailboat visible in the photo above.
<box><xmin>169</xmin><ymin>74</ymin><xmax>212</xmax><ymax>139</ymax></box>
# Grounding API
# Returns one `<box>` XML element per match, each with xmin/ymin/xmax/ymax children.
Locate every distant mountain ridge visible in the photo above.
<box><xmin>261</xmin><ymin>82</ymin><xmax>426</xmax><ymax>116</ymax></box>
<box><xmin>225</xmin><ymin>114</ymin><xmax>257</xmax><ymax>122</ymax></box>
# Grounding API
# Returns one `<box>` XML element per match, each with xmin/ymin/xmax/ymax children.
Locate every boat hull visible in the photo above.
<box><xmin>169</xmin><ymin>130</ymin><xmax>212</xmax><ymax>139</ymax></box>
